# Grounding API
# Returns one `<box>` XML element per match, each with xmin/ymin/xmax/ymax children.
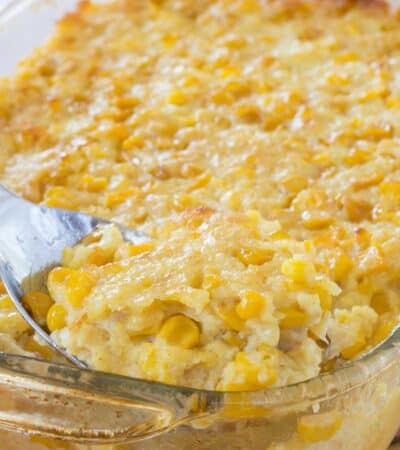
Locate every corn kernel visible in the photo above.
<box><xmin>158</xmin><ymin>314</ymin><xmax>200</xmax><ymax>349</ymax></box>
<box><xmin>370</xmin><ymin>292</ymin><xmax>391</xmax><ymax>315</ymax></box>
<box><xmin>280</xmin><ymin>307</ymin><xmax>308</xmax><ymax>329</ymax></box>
<box><xmin>325</xmin><ymin>73</ymin><xmax>349</xmax><ymax>85</ymax></box>
<box><xmin>334</xmin><ymin>52</ymin><xmax>358</xmax><ymax>63</ymax></box>
<box><xmin>301</xmin><ymin>210</ymin><xmax>333</xmax><ymax>230</ymax></box>
<box><xmin>66</xmin><ymin>271</ymin><xmax>95</xmax><ymax>307</ymax></box>
<box><xmin>219</xmin><ymin>65</ymin><xmax>240</xmax><ymax>79</ymax></box>
<box><xmin>24</xmin><ymin>336</ymin><xmax>54</xmax><ymax>359</ymax></box>
<box><xmin>330</xmin><ymin>252</ymin><xmax>353</xmax><ymax>282</ymax></box>
<box><xmin>215</xmin><ymin>302</ymin><xmax>244</xmax><ymax>331</ymax></box>
<box><xmin>79</xmin><ymin>174</ymin><xmax>108</xmax><ymax>193</ymax></box>
<box><xmin>281</xmin><ymin>175</ymin><xmax>308</xmax><ymax>194</ymax></box>
<box><xmin>0</xmin><ymin>295</ymin><xmax>14</xmax><ymax>309</ymax></box>
<box><xmin>87</xmin><ymin>247</ymin><xmax>113</xmax><ymax>266</ymax></box>
<box><xmin>211</xmin><ymin>90</ymin><xmax>234</xmax><ymax>105</ymax></box>
<box><xmin>352</xmin><ymin>173</ymin><xmax>384</xmax><ymax>190</ymax></box>
<box><xmin>235</xmin><ymin>104</ymin><xmax>261</xmax><ymax>123</ymax></box>
<box><xmin>202</xmin><ymin>273</ymin><xmax>222</xmax><ymax>290</ymax></box>
<box><xmin>105</xmin><ymin>188</ymin><xmax>137</xmax><ymax>208</ymax></box>
<box><xmin>386</xmin><ymin>96</ymin><xmax>400</xmax><ymax>108</ymax></box>
<box><xmin>281</xmin><ymin>258</ymin><xmax>314</xmax><ymax>284</ymax></box>
<box><xmin>344</xmin><ymin>148</ymin><xmax>371</xmax><ymax>166</ymax></box>
<box><xmin>23</xmin><ymin>292</ymin><xmax>53</xmax><ymax>323</ymax></box>
<box><xmin>114</xmin><ymin>241</ymin><xmax>155</xmax><ymax>260</ymax></box>
<box><xmin>370</xmin><ymin>320</ymin><xmax>396</xmax><ymax>347</ymax></box>
<box><xmin>237</xmin><ymin>247</ymin><xmax>273</xmax><ymax>266</ymax></box>
<box><xmin>0</xmin><ymin>281</ymin><xmax>6</xmax><ymax>295</ymax></box>
<box><xmin>224</xmin><ymin>352</ymin><xmax>277</xmax><ymax>391</ymax></box>
<box><xmin>122</xmin><ymin>134</ymin><xmax>144</xmax><ymax>150</ymax></box>
<box><xmin>48</xmin><ymin>267</ymin><xmax>73</xmax><ymax>285</ymax></box>
<box><xmin>44</xmin><ymin>187</ymin><xmax>77</xmax><ymax>210</ymax></box>
<box><xmin>341</xmin><ymin>334</ymin><xmax>366</xmax><ymax>359</ymax></box>
<box><xmin>298</xmin><ymin>411</ymin><xmax>342</xmax><ymax>443</ymax></box>
<box><xmin>358</xmin><ymin>123</ymin><xmax>394</xmax><ymax>141</ymax></box>
<box><xmin>114</xmin><ymin>96</ymin><xmax>140</xmax><ymax>109</ymax></box>
<box><xmin>168</xmin><ymin>90</ymin><xmax>186</xmax><ymax>105</ymax></box>
<box><xmin>46</xmin><ymin>304</ymin><xmax>67</xmax><ymax>331</ymax></box>
<box><xmin>236</xmin><ymin>292</ymin><xmax>266</xmax><ymax>320</ymax></box>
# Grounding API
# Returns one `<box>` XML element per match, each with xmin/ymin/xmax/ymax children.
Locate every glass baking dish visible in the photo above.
<box><xmin>1</xmin><ymin>1</ymin><xmax>400</xmax><ymax>449</ymax></box>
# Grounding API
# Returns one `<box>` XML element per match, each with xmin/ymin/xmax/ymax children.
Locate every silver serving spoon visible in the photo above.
<box><xmin>0</xmin><ymin>184</ymin><xmax>150</xmax><ymax>368</ymax></box>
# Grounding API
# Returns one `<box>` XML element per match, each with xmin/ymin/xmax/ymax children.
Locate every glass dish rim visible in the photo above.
<box><xmin>0</xmin><ymin>0</ymin><xmax>399</xmax><ymax>410</ymax></box>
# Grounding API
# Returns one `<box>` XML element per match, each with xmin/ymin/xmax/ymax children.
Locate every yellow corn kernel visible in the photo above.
<box><xmin>158</xmin><ymin>315</ymin><xmax>200</xmax><ymax>349</ymax></box>
<box><xmin>334</xmin><ymin>52</ymin><xmax>358</xmax><ymax>63</ymax></box>
<box><xmin>370</xmin><ymin>320</ymin><xmax>396</xmax><ymax>347</ymax></box>
<box><xmin>215</xmin><ymin>302</ymin><xmax>244</xmax><ymax>331</ymax></box>
<box><xmin>358</xmin><ymin>123</ymin><xmax>394</xmax><ymax>141</ymax></box>
<box><xmin>114</xmin><ymin>241</ymin><xmax>155</xmax><ymax>260</ymax></box>
<box><xmin>104</xmin><ymin>188</ymin><xmax>137</xmax><ymax>208</ymax></box>
<box><xmin>224</xmin><ymin>352</ymin><xmax>277</xmax><ymax>391</ymax></box>
<box><xmin>325</xmin><ymin>73</ymin><xmax>349</xmax><ymax>85</ymax></box>
<box><xmin>222</xmin><ymin>331</ymin><xmax>244</xmax><ymax>348</ymax></box>
<box><xmin>281</xmin><ymin>175</ymin><xmax>308</xmax><ymax>194</ymax></box>
<box><xmin>225</xmin><ymin>81</ymin><xmax>249</xmax><ymax>96</ymax></box>
<box><xmin>202</xmin><ymin>273</ymin><xmax>222</xmax><ymax>290</ymax></box>
<box><xmin>235</xmin><ymin>104</ymin><xmax>261</xmax><ymax>123</ymax></box>
<box><xmin>313</xmin><ymin>283</ymin><xmax>333</xmax><ymax>311</ymax></box>
<box><xmin>24</xmin><ymin>336</ymin><xmax>54</xmax><ymax>359</ymax></box>
<box><xmin>280</xmin><ymin>307</ymin><xmax>308</xmax><ymax>329</ymax></box>
<box><xmin>44</xmin><ymin>187</ymin><xmax>77</xmax><ymax>210</ymax></box>
<box><xmin>114</xmin><ymin>96</ymin><xmax>140</xmax><ymax>109</ymax></box>
<box><xmin>271</xmin><ymin>230</ymin><xmax>290</xmax><ymax>240</ymax></box>
<box><xmin>0</xmin><ymin>295</ymin><xmax>14</xmax><ymax>309</ymax></box>
<box><xmin>370</xmin><ymin>292</ymin><xmax>391</xmax><ymax>315</ymax></box>
<box><xmin>102</xmin><ymin>124</ymin><xmax>130</xmax><ymax>141</ymax></box>
<box><xmin>168</xmin><ymin>90</ymin><xmax>186</xmax><ymax>106</ymax></box>
<box><xmin>352</xmin><ymin>173</ymin><xmax>384</xmax><ymax>190</ymax></box>
<box><xmin>219</xmin><ymin>65</ymin><xmax>240</xmax><ymax>79</ymax></box>
<box><xmin>23</xmin><ymin>292</ymin><xmax>53</xmax><ymax>323</ymax></box>
<box><xmin>358</xmin><ymin>87</ymin><xmax>389</xmax><ymax>103</ymax></box>
<box><xmin>344</xmin><ymin>148</ymin><xmax>371</xmax><ymax>166</ymax></box>
<box><xmin>297</xmin><ymin>411</ymin><xmax>342</xmax><ymax>443</ymax></box>
<box><xmin>330</xmin><ymin>252</ymin><xmax>353</xmax><ymax>282</ymax></box>
<box><xmin>48</xmin><ymin>267</ymin><xmax>73</xmax><ymax>285</ymax></box>
<box><xmin>379</xmin><ymin>181</ymin><xmax>400</xmax><ymax>196</ymax></box>
<box><xmin>79</xmin><ymin>174</ymin><xmax>108</xmax><ymax>193</ymax></box>
<box><xmin>0</xmin><ymin>281</ymin><xmax>5</xmax><ymax>295</ymax></box>
<box><xmin>311</xmin><ymin>151</ymin><xmax>333</xmax><ymax>168</ymax></box>
<box><xmin>301</xmin><ymin>211</ymin><xmax>334</xmax><ymax>230</ymax></box>
<box><xmin>281</xmin><ymin>258</ymin><xmax>314</xmax><ymax>284</ymax></box>
<box><xmin>162</xmin><ymin>33</ymin><xmax>178</xmax><ymax>47</ymax></box>
<box><xmin>386</xmin><ymin>96</ymin><xmax>400</xmax><ymax>108</ymax></box>
<box><xmin>122</xmin><ymin>134</ymin><xmax>144</xmax><ymax>150</ymax></box>
<box><xmin>236</xmin><ymin>292</ymin><xmax>266</xmax><ymax>320</ymax></box>
<box><xmin>182</xmin><ymin>75</ymin><xmax>200</xmax><ymax>87</ymax></box>
<box><xmin>66</xmin><ymin>271</ymin><xmax>95</xmax><ymax>307</ymax></box>
<box><xmin>222</xmin><ymin>36</ymin><xmax>246</xmax><ymax>50</ymax></box>
<box><xmin>187</xmin><ymin>174</ymin><xmax>211</xmax><ymax>192</ymax></box>
<box><xmin>237</xmin><ymin>247</ymin><xmax>273</xmax><ymax>266</ymax></box>
<box><xmin>46</xmin><ymin>304</ymin><xmax>67</xmax><ymax>331</ymax></box>
<box><xmin>340</xmin><ymin>334</ymin><xmax>366</xmax><ymax>360</ymax></box>
<box><xmin>95</xmin><ymin>109</ymin><xmax>131</xmax><ymax>122</ymax></box>
<box><xmin>211</xmin><ymin>90</ymin><xmax>234</xmax><ymax>105</ymax></box>
<box><xmin>86</xmin><ymin>247</ymin><xmax>113</xmax><ymax>266</ymax></box>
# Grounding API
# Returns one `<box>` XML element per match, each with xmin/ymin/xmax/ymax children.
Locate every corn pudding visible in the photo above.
<box><xmin>1</xmin><ymin>0</ymin><xmax>400</xmax><ymax>392</ymax></box>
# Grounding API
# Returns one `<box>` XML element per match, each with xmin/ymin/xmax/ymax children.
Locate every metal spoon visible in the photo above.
<box><xmin>0</xmin><ymin>184</ymin><xmax>150</xmax><ymax>367</ymax></box>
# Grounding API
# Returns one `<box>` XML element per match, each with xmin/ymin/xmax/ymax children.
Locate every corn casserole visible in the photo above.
<box><xmin>1</xmin><ymin>0</ymin><xmax>400</xmax><ymax>393</ymax></box>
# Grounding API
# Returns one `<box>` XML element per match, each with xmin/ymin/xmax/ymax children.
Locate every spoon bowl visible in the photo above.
<box><xmin>0</xmin><ymin>185</ymin><xmax>150</xmax><ymax>367</ymax></box>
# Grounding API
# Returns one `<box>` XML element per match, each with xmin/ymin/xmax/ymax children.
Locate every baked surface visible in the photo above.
<box><xmin>1</xmin><ymin>0</ymin><xmax>400</xmax><ymax>389</ymax></box>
